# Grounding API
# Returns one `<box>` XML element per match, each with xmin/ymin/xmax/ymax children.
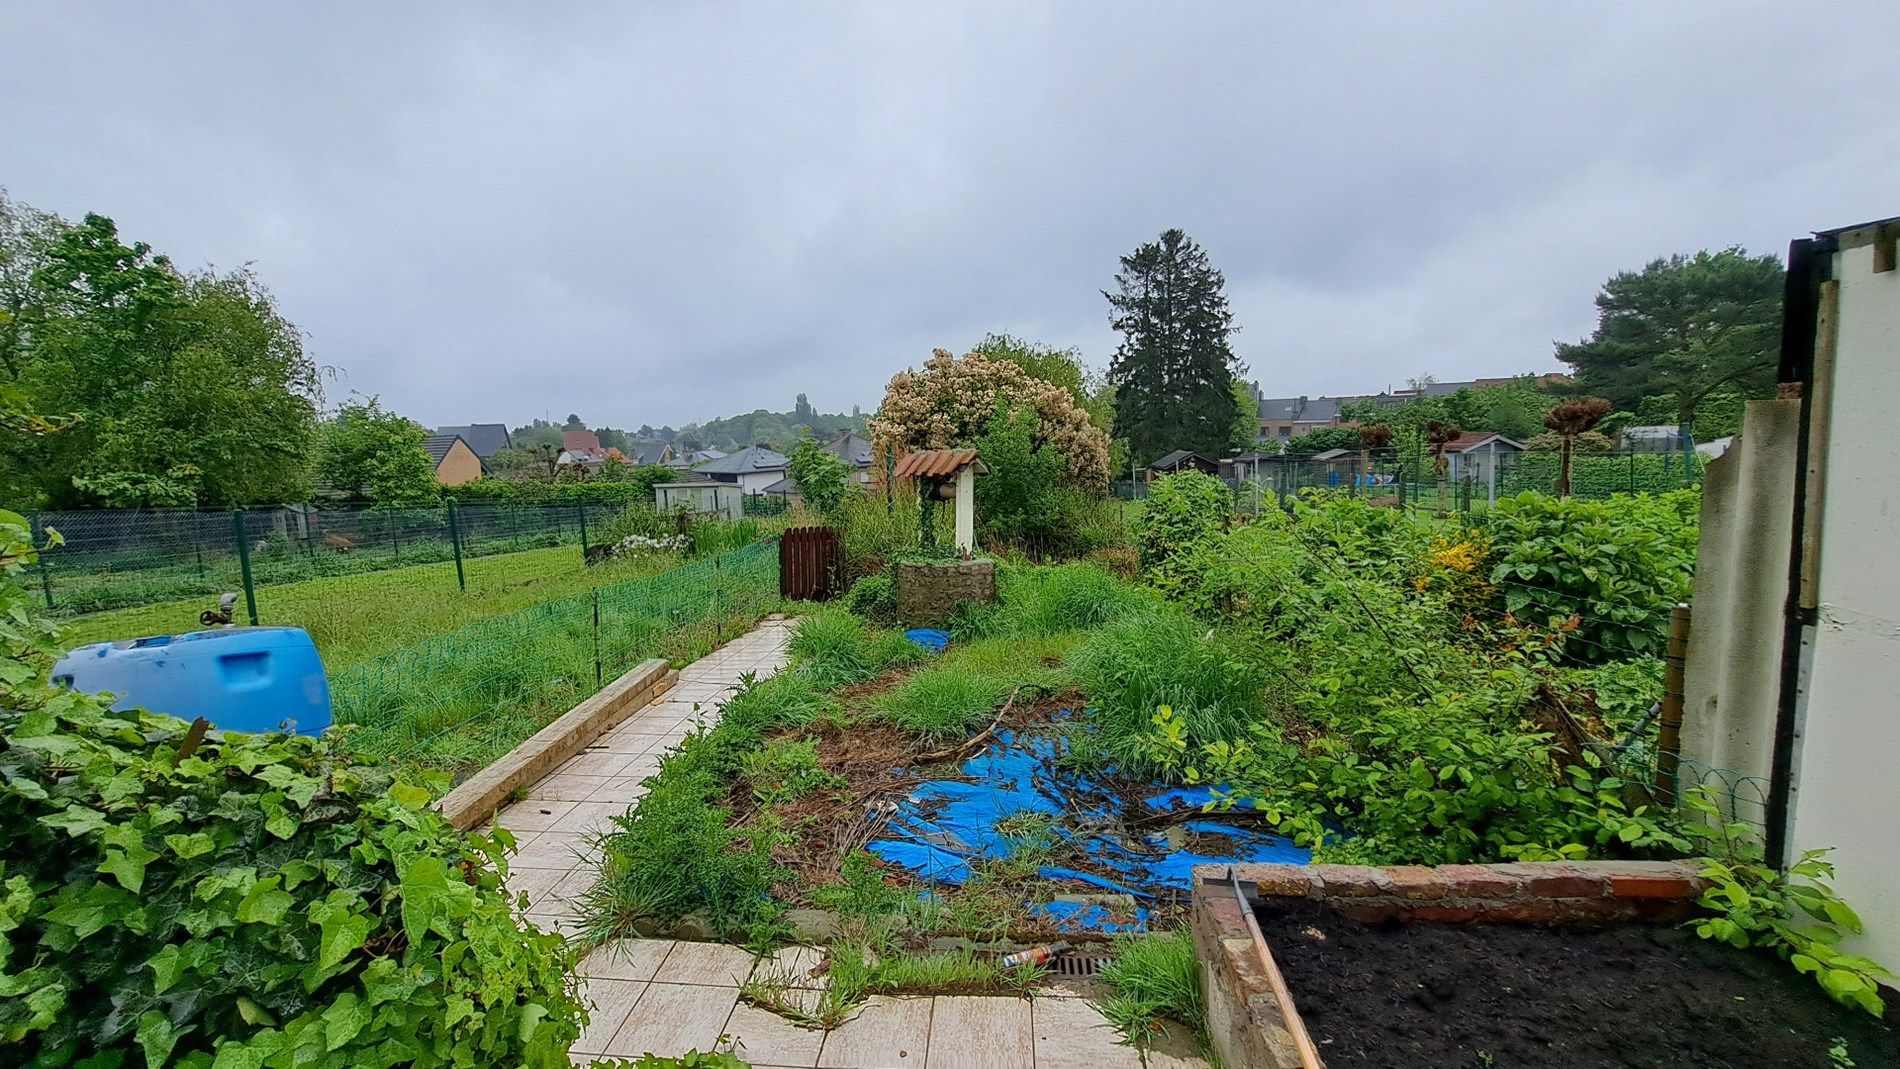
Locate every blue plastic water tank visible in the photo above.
<box><xmin>52</xmin><ymin>627</ymin><xmax>332</xmax><ymax>736</ymax></box>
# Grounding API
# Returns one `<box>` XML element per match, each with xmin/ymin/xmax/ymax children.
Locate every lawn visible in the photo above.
<box><xmin>56</xmin><ymin>543</ymin><xmax>703</xmax><ymax>670</ymax></box>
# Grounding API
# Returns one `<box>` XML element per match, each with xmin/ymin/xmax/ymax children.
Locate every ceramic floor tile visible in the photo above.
<box><xmin>925</xmin><ymin>996</ymin><xmax>1033</xmax><ymax>1069</ymax></box>
<box><xmin>723</xmin><ymin>1001</ymin><xmax>824</xmax><ymax>1067</ymax></box>
<box><xmin>528</xmin><ymin>774</ymin><xmax>611</xmax><ymax>801</ymax></box>
<box><xmin>584</xmin><ymin>776</ymin><xmax>651</xmax><ymax>803</ymax></box>
<box><xmin>555</xmin><ymin>799</ymin><xmax>638</xmax><ymax>835</ymax></box>
<box><xmin>755</xmin><ymin>944</ymin><xmax>828</xmax><ymax>989</ymax></box>
<box><xmin>578</xmin><ymin>939</ymin><xmax>678</xmax><ymax>981</ymax></box>
<box><xmin>655</xmin><ymin>940</ymin><xmax>759</xmax><ymax>987</ymax></box>
<box><xmin>601</xmin><ymin>981</ymin><xmax>739</xmax><ymax>1059</ymax></box>
<box><xmin>815</xmin><ymin>996</ymin><xmax>932</xmax><ymax>1068</ymax></box>
<box><xmin>503</xmin><ymin>863</ymin><xmax>573</xmax><ymax>905</ymax></box>
<box><xmin>552</xmin><ymin>749</ymin><xmax>641</xmax><ymax>778</ymax></box>
<box><xmin>572</xmin><ymin>978</ymin><xmax>647</xmax><ymax>1055</ymax></box>
<box><xmin>1030</xmin><ymin>996</ymin><xmax>1154</xmax><ymax>1069</ymax></box>
<box><xmin>491</xmin><ymin>800</ymin><xmax>578</xmax><ymax>834</ymax></box>
<box><xmin>511</xmin><ymin>832</ymin><xmax>595</xmax><ymax>870</ymax></box>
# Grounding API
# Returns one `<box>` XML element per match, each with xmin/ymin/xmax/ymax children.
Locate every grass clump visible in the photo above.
<box><xmin>953</xmin><ymin>562</ymin><xmax>1159</xmax><ymax>639</ymax></box>
<box><xmin>788</xmin><ymin>605</ymin><xmax>926</xmax><ymax>688</ymax></box>
<box><xmin>1099</xmin><ymin>929</ymin><xmax>1208</xmax><ymax>1051</ymax></box>
<box><xmin>744</xmin><ymin>935</ymin><xmax>1043</xmax><ymax>1030</ymax></box>
<box><xmin>1065</xmin><ymin>606</ymin><xmax>1270</xmax><ymax>775</ymax></box>
<box><xmin>870</xmin><ymin>662</ymin><xmax>1013</xmax><ymax>739</ymax></box>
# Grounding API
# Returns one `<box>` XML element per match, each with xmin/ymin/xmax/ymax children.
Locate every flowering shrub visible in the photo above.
<box><xmin>615</xmin><ymin>532</ymin><xmax>690</xmax><ymax>556</ymax></box>
<box><xmin>868</xmin><ymin>349</ymin><xmax>1110</xmax><ymax>489</ymax></box>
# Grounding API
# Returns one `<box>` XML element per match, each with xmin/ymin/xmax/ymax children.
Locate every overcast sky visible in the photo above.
<box><xmin>4</xmin><ymin>3</ymin><xmax>1895</xmax><ymax>430</ymax></box>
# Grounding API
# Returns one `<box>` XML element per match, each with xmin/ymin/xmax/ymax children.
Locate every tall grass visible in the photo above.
<box><xmin>1065</xmin><ymin>605</ymin><xmax>1270</xmax><ymax>775</ymax></box>
<box><xmin>1098</xmin><ymin>929</ymin><xmax>1208</xmax><ymax>1050</ymax></box>
<box><xmin>870</xmin><ymin>663</ymin><xmax>1013</xmax><ymax>739</ymax></box>
<box><xmin>787</xmin><ymin>605</ymin><xmax>927</xmax><ymax>688</ymax></box>
<box><xmin>952</xmin><ymin>562</ymin><xmax>1161</xmax><ymax>639</ymax></box>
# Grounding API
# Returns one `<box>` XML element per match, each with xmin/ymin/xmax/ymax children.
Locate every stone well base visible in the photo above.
<box><xmin>896</xmin><ymin>559</ymin><xmax>996</xmax><ymax>627</ymax></box>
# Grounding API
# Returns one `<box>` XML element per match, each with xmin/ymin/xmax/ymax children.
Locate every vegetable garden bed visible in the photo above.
<box><xmin>1257</xmin><ymin>900</ymin><xmax>1899</xmax><ymax>1068</ymax></box>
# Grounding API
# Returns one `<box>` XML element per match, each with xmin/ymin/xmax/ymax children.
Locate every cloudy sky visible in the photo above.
<box><xmin>4</xmin><ymin>3</ymin><xmax>1895</xmax><ymax>429</ymax></box>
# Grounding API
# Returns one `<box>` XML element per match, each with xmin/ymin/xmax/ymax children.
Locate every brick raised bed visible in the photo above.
<box><xmin>1191</xmin><ymin>860</ymin><xmax>1709</xmax><ymax>1069</ymax></box>
<box><xmin>895</xmin><ymin>559</ymin><xmax>996</xmax><ymax>627</ymax></box>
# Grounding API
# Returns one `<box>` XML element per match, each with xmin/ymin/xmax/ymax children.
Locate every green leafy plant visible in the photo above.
<box><xmin>841</xmin><ymin>573</ymin><xmax>896</xmax><ymax>624</ymax></box>
<box><xmin>787</xmin><ymin>435</ymin><xmax>851</xmax><ymax>517</ymax></box>
<box><xmin>869</xmin><ymin>664</ymin><xmax>1011</xmax><ymax>739</ymax></box>
<box><xmin>786</xmin><ymin>606</ymin><xmax>925</xmax><ymax>688</ymax></box>
<box><xmin>738</xmin><ymin>737</ymin><xmax>846</xmax><ymax>806</ymax></box>
<box><xmin>1682</xmin><ymin>791</ymin><xmax>1893</xmax><ymax>1016</ymax></box>
<box><xmin>1134</xmin><ymin>471</ymin><xmax>1230</xmax><ymax>582</ymax></box>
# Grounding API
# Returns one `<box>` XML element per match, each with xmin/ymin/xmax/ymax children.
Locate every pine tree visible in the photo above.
<box><xmin>1104</xmin><ymin>229</ymin><xmax>1241</xmax><ymax>465</ymax></box>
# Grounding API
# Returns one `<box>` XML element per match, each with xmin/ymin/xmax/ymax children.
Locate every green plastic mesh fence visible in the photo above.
<box><xmin>330</xmin><ymin>538</ymin><xmax>779</xmax><ymax>775</ymax></box>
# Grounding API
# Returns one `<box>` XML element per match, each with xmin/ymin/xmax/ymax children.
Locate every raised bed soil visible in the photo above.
<box><xmin>1255</xmin><ymin>899</ymin><xmax>1900</xmax><ymax>1069</ymax></box>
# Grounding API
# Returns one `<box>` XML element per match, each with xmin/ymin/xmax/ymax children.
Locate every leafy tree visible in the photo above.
<box><xmin>787</xmin><ymin>434</ymin><xmax>850</xmax><ymax>515</ymax></box>
<box><xmin>563</xmin><ymin>413</ymin><xmax>583</xmax><ymax>429</ymax></box>
<box><xmin>1556</xmin><ymin>248</ymin><xmax>1783</xmax><ymax>431</ymax></box>
<box><xmin>1359</xmin><ymin>424</ymin><xmax>1392</xmax><ymax>480</ymax></box>
<box><xmin>1104</xmin><ymin>229</ymin><xmax>1242</xmax><ymax>465</ymax></box>
<box><xmin>627</xmin><ymin>463</ymin><xmax>679</xmax><ymax>503</ymax></box>
<box><xmin>971</xmin><ymin>333</ymin><xmax>1088</xmax><ymax>402</ymax></box>
<box><xmin>793</xmin><ymin>392</ymin><xmax>816</xmax><ymax>429</ymax></box>
<box><xmin>0</xmin><ymin>202</ymin><xmax>319</xmax><ymax>508</ymax></box>
<box><xmin>1228</xmin><ymin>379</ymin><xmax>1258</xmax><ymax>454</ymax></box>
<box><xmin>971</xmin><ymin>406</ymin><xmax>1068</xmax><ymax>551</ymax></box>
<box><xmin>315</xmin><ymin>396</ymin><xmax>440</xmax><ymax>504</ymax></box>
<box><xmin>1283</xmin><ymin>426</ymin><xmax>1363</xmax><ymax>456</ymax></box>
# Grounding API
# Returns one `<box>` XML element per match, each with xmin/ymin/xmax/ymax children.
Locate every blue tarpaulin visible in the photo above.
<box><xmin>865</xmin><ymin>712</ymin><xmax>1309</xmax><ymax>932</ymax></box>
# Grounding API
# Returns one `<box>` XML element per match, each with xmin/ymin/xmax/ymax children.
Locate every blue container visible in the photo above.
<box><xmin>52</xmin><ymin>627</ymin><xmax>332</xmax><ymax>736</ymax></box>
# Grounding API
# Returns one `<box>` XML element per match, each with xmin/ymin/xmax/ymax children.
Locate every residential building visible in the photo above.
<box><xmin>421</xmin><ymin>434</ymin><xmax>483</xmax><ymax>486</ymax></box>
<box><xmin>1439</xmin><ymin>431</ymin><xmax>1525</xmax><ymax>490</ymax></box>
<box><xmin>432</xmin><ymin>423</ymin><xmax>512</xmax><ymax>461</ymax></box>
<box><xmin>692</xmin><ymin>444</ymin><xmax>791</xmax><ymax>494</ymax></box>
<box><xmin>1147</xmin><ymin>450</ymin><xmax>1219</xmax><ymax>478</ymax></box>
<box><xmin>824</xmin><ymin>430</ymin><xmax>876</xmax><ymax>484</ymax></box>
<box><xmin>632</xmin><ymin>441</ymin><xmax>674</xmax><ymax>466</ymax></box>
<box><xmin>1252</xmin><ymin>374</ymin><xmax>1567</xmax><ymax>440</ymax></box>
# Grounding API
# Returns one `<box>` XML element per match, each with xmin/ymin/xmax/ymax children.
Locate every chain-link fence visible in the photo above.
<box><xmin>331</xmin><ymin>537</ymin><xmax>779</xmax><ymax>776</ymax></box>
<box><xmin>26</xmin><ymin>502</ymin><xmax>637</xmax><ymax>618</ymax></box>
<box><xmin>1113</xmin><ymin>445</ymin><xmax>1706</xmax><ymax>513</ymax></box>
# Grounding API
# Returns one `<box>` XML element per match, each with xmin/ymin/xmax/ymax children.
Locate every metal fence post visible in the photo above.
<box><xmin>577</xmin><ymin>504</ymin><xmax>590</xmax><ymax>562</ymax></box>
<box><xmin>1655</xmin><ymin>602</ymin><xmax>1692</xmax><ymax>804</ymax></box>
<box><xmin>446</xmin><ymin>499</ymin><xmax>467</xmax><ymax>592</ymax></box>
<box><xmin>231</xmin><ymin>508</ymin><xmax>259</xmax><ymax>625</ymax></box>
<box><xmin>592</xmin><ymin>589</ymin><xmax>603</xmax><ymax>688</ymax></box>
<box><xmin>28</xmin><ymin>512</ymin><xmax>54</xmax><ymax>609</ymax></box>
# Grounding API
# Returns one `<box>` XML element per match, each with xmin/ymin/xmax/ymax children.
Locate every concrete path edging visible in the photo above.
<box><xmin>439</xmin><ymin>658</ymin><xmax>677</xmax><ymax>830</ymax></box>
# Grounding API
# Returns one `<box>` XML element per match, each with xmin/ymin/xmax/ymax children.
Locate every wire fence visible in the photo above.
<box><xmin>26</xmin><ymin>502</ymin><xmax>639</xmax><ymax>618</ymax></box>
<box><xmin>1114</xmin><ymin>445</ymin><xmax>1707</xmax><ymax>512</ymax></box>
<box><xmin>330</xmin><ymin>537</ymin><xmax>780</xmax><ymax>776</ymax></box>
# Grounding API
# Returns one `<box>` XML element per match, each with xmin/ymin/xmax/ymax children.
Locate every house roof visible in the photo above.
<box><xmin>434</xmin><ymin>423</ymin><xmax>511</xmax><ymax>458</ymax></box>
<box><xmin>894</xmin><ymin>448</ymin><xmax>985</xmax><ymax>479</ymax></box>
<box><xmin>1310</xmin><ymin>448</ymin><xmax>1355</xmax><ymax>461</ymax></box>
<box><xmin>633</xmin><ymin>441</ymin><xmax>672</xmax><ymax>465</ymax></box>
<box><xmin>1257</xmin><ymin>396</ymin><xmax>1343</xmax><ymax>423</ymax></box>
<box><xmin>562</xmin><ymin>430</ymin><xmax>602</xmax><ymax>454</ymax></box>
<box><xmin>759</xmin><ymin>475</ymin><xmax>798</xmax><ymax>495</ymax></box>
<box><xmin>1150</xmin><ymin>449</ymin><xmax>1212</xmax><ymax>470</ymax></box>
<box><xmin>1442</xmin><ymin>432</ymin><xmax>1525</xmax><ymax>454</ymax></box>
<box><xmin>825</xmin><ymin>430</ymin><xmax>875</xmax><ymax>467</ymax></box>
<box><xmin>693</xmin><ymin>445</ymin><xmax>790</xmax><ymax>474</ymax></box>
<box><xmin>421</xmin><ymin>433</ymin><xmax>468</xmax><ymax>467</ymax></box>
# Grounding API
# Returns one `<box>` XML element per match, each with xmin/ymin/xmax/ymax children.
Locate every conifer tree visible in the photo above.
<box><xmin>1103</xmin><ymin>229</ymin><xmax>1242</xmax><ymax>465</ymax></box>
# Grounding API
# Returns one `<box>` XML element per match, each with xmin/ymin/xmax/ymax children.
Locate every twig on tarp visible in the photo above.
<box><xmin>916</xmin><ymin>683</ymin><xmax>1044</xmax><ymax>764</ymax></box>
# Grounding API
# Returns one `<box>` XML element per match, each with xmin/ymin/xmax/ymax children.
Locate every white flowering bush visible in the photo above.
<box><xmin>615</xmin><ymin>532</ymin><xmax>689</xmax><ymax>556</ymax></box>
<box><xmin>869</xmin><ymin>348</ymin><xmax>1110</xmax><ymax>489</ymax></box>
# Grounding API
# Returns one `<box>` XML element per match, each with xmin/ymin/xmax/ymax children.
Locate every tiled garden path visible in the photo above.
<box><xmin>492</xmin><ymin>616</ymin><xmax>1207</xmax><ymax>1068</ymax></box>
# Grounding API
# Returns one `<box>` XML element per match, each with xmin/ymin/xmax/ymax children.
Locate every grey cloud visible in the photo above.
<box><xmin>3</xmin><ymin>2</ymin><xmax>1894</xmax><ymax>427</ymax></box>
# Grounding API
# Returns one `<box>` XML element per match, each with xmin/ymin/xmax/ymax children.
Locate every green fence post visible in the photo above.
<box><xmin>447</xmin><ymin>499</ymin><xmax>467</xmax><ymax>592</ymax></box>
<box><xmin>231</xmin><ymin>508</ymin><xmax>259</xmax><ymax>625</ymax></box>
<box><xmin>29</xmin><ymin>512</ymin><xmax>54</xmax><ymax>610</ymax></box>
<box><xmin>577</xmin><ymin>504</ymin><xmax>590</xmax><ymax>563</ymax></box>
<box><xmin>592</xmin><ymin>589</ymin><xmax>603</xmax><ymax>689</ymax></box>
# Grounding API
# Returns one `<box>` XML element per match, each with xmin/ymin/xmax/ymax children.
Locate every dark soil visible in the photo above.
<box><xmin>1255</xmin><ymin>900</ymin><xmax>1900</xmax><ymax>1069</ymax></box>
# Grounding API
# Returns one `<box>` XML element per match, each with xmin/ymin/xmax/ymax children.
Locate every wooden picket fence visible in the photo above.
<box><xmin>779</xmin><ymin>525</ymin><xmax>841</xmax><ymax>602</ymax></box>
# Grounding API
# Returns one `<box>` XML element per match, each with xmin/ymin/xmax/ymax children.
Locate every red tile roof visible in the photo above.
<box><xmin>894</xmin><ymin>448</ymin><xmax>983</xmax><ymax>478</ymax></box>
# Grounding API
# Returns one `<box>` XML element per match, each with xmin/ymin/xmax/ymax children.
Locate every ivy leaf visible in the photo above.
<box><xmin>400</xmin><ymin>857</ymin><xmax>451</xmax><ymax>944</ymax></box>
<box><xmin>323</xmin><ymin>991</ymin><xmax>370</xmax><ymax>1051</ymax></box>
<box><xmin>388</xmin><ymin>783</ymin><xmax>432</xmax><ymax>810</ymax></box>
<box><xmin>313</xmin><ymin>898</ymin><xmax>371</xmax><ymax>971</ymax></box>
<box><xmin>235</xmin><ymin>877</ymin><xmax>292</xmax><ymax>925</ymax></box>
<box><xmin>136</xmin><ymin>1009</ymin><xmax>185</xmax><ymax>1068</ymax></box>
<box><xmin>41</xmin><ymin>806</ymin><xmax>110</xmax><ymax>838</ymax></box>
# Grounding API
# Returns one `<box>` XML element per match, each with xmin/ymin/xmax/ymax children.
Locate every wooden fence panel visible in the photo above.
<box><xmin>779</xmin><ymin>526</ymin><xmax>842</xmax><ymax>601</ymax></box>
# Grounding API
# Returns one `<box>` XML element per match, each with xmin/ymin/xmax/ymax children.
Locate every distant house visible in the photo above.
<box><xmin>693</xmin><ymin>444</ymin><xmax>791</xmax><ymax>494</ymax></box>
<box><xmin>824</xmin><ymin>430</ymin><xmax>876</xmax><ymax>484</ymax></box>
<box><xmin>666</xmin><ymin>447</ymin><xmax>727</xmax><ymax>469</ymax></box>
<box><xmin>562</xmin><ymin>430</ymin><xmax>602</xmax><ymax>455</ymax></box>
<box><xmin>1439</xmin><ymin>431</ymin><xmax>1525</xmax><ymax>485</ymax></box>
<box><xmin>1147</xmin><ymin>450</ymin><xmax>1219</xmax><ymax>478</ymax></box>
<box><xmin>421</xmin><ymin>434</ymin><xmax>483</xmax><ymax>486</ymax></box>
<box><xmin>632</xmin><ymin>441</ymin><xmax>674</xmax><ymax>466</ymax></box>
<box><xmin>1252</xmin><ymin>373</ymin><xmax>1571</xmax><ymax>441</ymax></box>
<box><xmin>433</xmin><ymin>423</ymin><xmax>512</xmax><ymax>461</ymax></box>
